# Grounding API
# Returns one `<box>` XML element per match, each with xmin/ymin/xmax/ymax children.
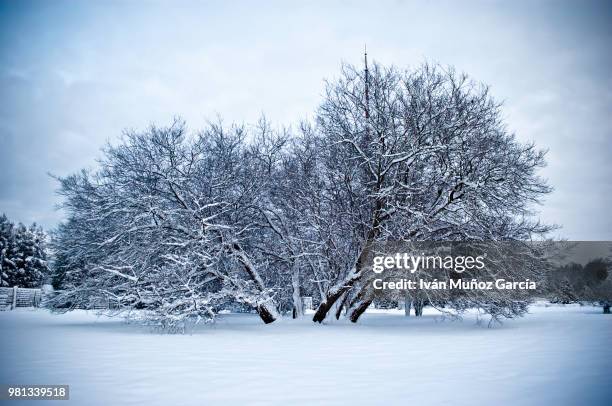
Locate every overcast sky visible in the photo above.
<box><xmin>1</xmin><ymin>0</ymin><xmax>611</xmax><ymax>240</ymax></box>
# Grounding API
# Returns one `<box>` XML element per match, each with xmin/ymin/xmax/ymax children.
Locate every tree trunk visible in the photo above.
<box><xmin>312</xmin><ymin>244</ymin><xmax>373</xmax><ymax>323</ymax></box>
<box><xmin>346</xmin><ymin>288</ymin><xmax>374</xmax><ymax>323</ymax></box>
<box><xmin>335</xmin><ymin>292</ymin><xmax>350</xmax><ymax>320</ymax></box>
<box><xmin>604</xmin><ymin>304</ymin><xmax>611</xmax><ymax>314</ymax></box>
<box><xmin>414</xmin><ymin>299</ymin><xmax>425</xmax><ymax>317</ymax></box>
<box><xmin>232</xmin><ymin>243</ymin><xmax>279</xmax><ymax>324</ymax></box>
<box><xmin>312</xmin><ymin>286</ymin><xmax>350</xmax><ymax>323</ymax></box>
<box><xmin>291</xmin><ymin>263</ymin><xmax>303</xmax><ymax>319</ymax></box>
<box><xmin>257</xmin><ymin>303</ymin><xmax>278</xmax><ymax>324</ymax></box>
<box><xmin>404</xmin><ymin>293</ymin><xmax>411</xmax><ymax>317</ymax></box>
<box><xmin>349</xmin><ymin>299</ymin><xmax>373</xmax><ymax>323</ymax></box>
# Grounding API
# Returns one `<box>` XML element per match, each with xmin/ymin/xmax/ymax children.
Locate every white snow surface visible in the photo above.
<box><xmin>1</xmin><ymin>304</ymin><xmax>611</xmax><ymax>406</ymax></box>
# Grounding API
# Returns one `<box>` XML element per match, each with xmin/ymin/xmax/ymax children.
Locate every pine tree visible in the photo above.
<box><xmin>0</xmin><ymin>214</ymin><xmax>49</xmax><ymax>288</ymax></box>
<box><xmin>0</xmin><ymin>214</ymin><xmax>16</xmax><ymax>287</ymax></box>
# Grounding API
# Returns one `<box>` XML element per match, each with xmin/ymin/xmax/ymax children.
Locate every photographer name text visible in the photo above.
<box><xmin>373</xmin><ymin>278</ymin><xmax>537</xmax><ymax>290</ymax></box>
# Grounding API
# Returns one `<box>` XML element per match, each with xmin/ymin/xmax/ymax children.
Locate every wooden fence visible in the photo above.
<box><xmin>0</xmin><ymin>287</ymin><xmax>123</xmax><ymax>311</ymax></box>
<box><xmin>0</xmin><ymin>287</ymin><xmax>43</xmax><ymax>310</ymax></box>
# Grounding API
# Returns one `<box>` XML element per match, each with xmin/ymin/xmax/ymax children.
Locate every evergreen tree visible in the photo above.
<box><xmin>0</xmin><ymin>214</ymin><xmax>49</xmax><ymax>288</ymax></box>
<box><xmin>0</xmin><ymin>214</ymin><xmax>16</xmax><ymax>287</ymax></box>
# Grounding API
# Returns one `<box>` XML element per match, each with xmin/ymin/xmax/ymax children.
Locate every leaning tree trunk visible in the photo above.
<box><xmin>256</xmin><ymin>303</ymin><xmax>279</xmax><ymax>324</ymax></box>
<box><xmin>228</xmin><ymin>243</ymin><xmax>280</xmax><ymax>324</ymax></box>
<box><xmin>231</xmin><ymin>244</ymin><xmax>279</xmax><ymax>324</ymax></box>
<box><xmin>312</xmin><ymin>244</ymin><xmax>373</xmax><ymax>323</ymax></box>
<box><xmin>335</xmin><ymin>292</ymin><xmax>350</xmax><ymax>320</ymax></box>
<box><xmin>346</xmin><ymin>288</ymin><xmax>374</xmax><ymax>323</ymax></box>
<box><xmin>313</xmin><ymin>285</ymin><xmax>351</xmax><ymax>323</ymax></box>
<box><xmin>349</xmin><ymin>299</ymin><xmax>373</xmax><ymax>323</ymax></box>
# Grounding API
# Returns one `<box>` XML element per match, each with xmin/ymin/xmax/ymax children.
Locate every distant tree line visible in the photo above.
<box><xmin>548</xmin><ymin>258</ymin><xmax>612</xmax><ymax>313</ymax></box>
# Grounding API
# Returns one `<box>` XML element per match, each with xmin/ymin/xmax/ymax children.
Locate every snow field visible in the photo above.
<box><xmin>0</xmin><ymin>304</ymin><xmax>610</xmax><ymax>406</ymax></box>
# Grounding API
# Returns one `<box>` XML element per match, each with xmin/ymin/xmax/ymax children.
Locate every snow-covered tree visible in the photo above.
<box><xmin>0</xmin><ymin>214</ymin><xmax>49</xmax><ymax>288</ymax></box>
<box><xmin>50</xmin><ymin>120</ymin><xmax>285</xmax><ymax>326</ymax></box>
<box><xmin>50</xmin><ymin>60</ymin><xmax>555</xmax><ymax>327</ymax></box>
<box><xmin>0</xmin><ymin>214</ymin><xmax>14</xmax><ymax>287</ymax></box>
<box><xmin>305</xmin><ymin>62</ymin><xmax>553</xmax><ymax>322</ymax></box>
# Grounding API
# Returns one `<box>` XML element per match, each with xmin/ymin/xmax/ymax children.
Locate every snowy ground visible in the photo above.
<box><xmin>1</xmin><ymin>305</ymin><xmax>611</xmax><ymax>406</ymax></box>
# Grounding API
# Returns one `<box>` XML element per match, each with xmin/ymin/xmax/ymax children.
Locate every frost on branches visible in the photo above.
<box><xmin>307</xmin><ymin>63</ymin><xmax>553</xmax><ymax>322</ymax></box>
<box><xmin>51</xmin><ymin>121</ymin><xmax>285</xmax><ymax>327</ymax></box>
<box><xmin>50</xmin><ymin>62</ymin><xmax>554</xmax><ymax>328</ymax></box>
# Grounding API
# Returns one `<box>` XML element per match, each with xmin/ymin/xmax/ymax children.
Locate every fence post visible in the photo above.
<box><xmin>11</xmin><ymin>286</ymin><xmax>17</xmax><ymax>310</ymax></box>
